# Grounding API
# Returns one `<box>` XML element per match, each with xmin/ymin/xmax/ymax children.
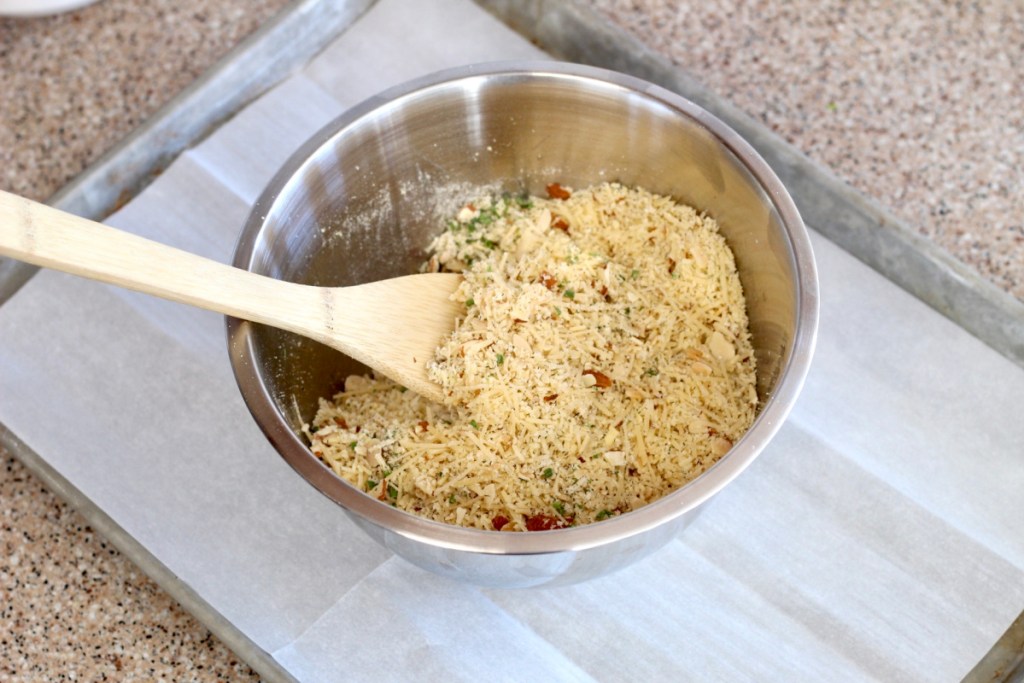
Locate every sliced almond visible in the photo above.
<box><xmin>708</xmin><ymin>330</ymin><xmax>736</xmax><ymax>361</ymax></box>
<box><xmin>603</xmin><ymin>450</ymin><xmax>626</xmax><ymax>466</ymax></box>
<box><xmin>710</xmin><ymin>436</ymin><xmax>733</xmax><ymax>457</ymax></box>
<box><xmin>691</xmin><ymin>361</ymin><xmax>713</xmax><ymax>375</ymax></box>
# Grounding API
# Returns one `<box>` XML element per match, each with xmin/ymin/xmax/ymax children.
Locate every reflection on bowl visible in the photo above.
<box><xmin>228</xmin><ymin>62</ymin><xmax>818</xmax><ymax>588</ymax></box>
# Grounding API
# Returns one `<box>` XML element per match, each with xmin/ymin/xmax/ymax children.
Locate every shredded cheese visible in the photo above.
<box><xmin>306</xmin><ymin>182</ymin><xmax>757</xmax><ymax>531</ymax></box>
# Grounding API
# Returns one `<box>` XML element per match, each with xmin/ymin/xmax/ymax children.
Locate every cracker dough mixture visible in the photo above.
<box><xmin>305</xmin><ymin>182</ymin><xmax>757</xmax><ymax>531</ymax></box>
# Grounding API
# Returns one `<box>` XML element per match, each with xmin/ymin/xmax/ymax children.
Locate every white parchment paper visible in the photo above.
<box><xmin>1</xmin><ymin>0</ymin><xmax>1022</xmax><ymax>680</ymax></box>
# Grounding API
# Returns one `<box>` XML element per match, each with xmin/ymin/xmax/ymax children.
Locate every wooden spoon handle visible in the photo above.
<box><xmin>0</xmin><ymin>191</ymin><xmax>463</xmax><ymax>402</ymax></box>
<box><xmin>0</xmin><ymin>189</ymin><xmax>318</xmax><ymax>332</ymax></box>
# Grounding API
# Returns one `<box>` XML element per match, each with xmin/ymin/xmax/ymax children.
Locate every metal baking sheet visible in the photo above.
<box><xmin>1</xmin><ymin>0</ymin><xmax>1022</xmax><ymax>680</ymax></box>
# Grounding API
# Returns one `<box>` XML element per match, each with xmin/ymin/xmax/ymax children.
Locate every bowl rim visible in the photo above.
<box><xmin>227</xmin><ymin>60</ymin><xmax>819</xmax><ymax>556</ymax></box>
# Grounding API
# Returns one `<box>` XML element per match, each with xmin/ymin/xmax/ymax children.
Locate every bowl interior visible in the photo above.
<box><xmin>236</xmin><ymin>69</ymin><xmax>801</xmax><ymax>437</ymax></box>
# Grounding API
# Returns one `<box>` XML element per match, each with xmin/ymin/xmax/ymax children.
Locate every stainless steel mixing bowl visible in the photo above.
<box><xmin>228</xmin><ymin>62</ymin><xmax>818</xmax><ymax>588</ymax></box>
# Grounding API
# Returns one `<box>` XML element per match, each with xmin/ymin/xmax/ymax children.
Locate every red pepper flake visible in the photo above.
<box><xmin>417</xmin><ymin>420</ymin><xmax>429</xmax><ymax>431</ymax></box>
<box><xmin>552</xmin><ymin>216</ymin><xmax>570</xmax><ymax>232</ymax></box>
<box><xmin>577</xmin><ymin>456</ymin><xmax>586</xmax><ymax>464</ymax></box>
<box><xmin>543</xmin><ymin>393</ymin><xmax>559</xmax><ymax>402</ymax></box>
<box><xmin>667</xmin><ymin>257</ymin><xmax>677</xmax><ymax>275</ymax></box>
<box><xmin>539</xmin><ymin>272</ymin><xmax>557</xmax><ymax>290</ymax></box>
<box><xmin>599</xmin><ymin>285</ymin><xmax>611</xmax><ymax>302</ymax></box>
<box><xmin>492</xmin><ymin>515</ymin><xmax>510</xmax><ymax>531</ymax></box>
<box><xmin>334</xmin><ymin>417</ymin><xmax>349</xmax><ymax>428</ymax></box>
<box><xmin>583</xmin><ymin>369</ymin><xmax>613</xmax><ymax>388</ymax></box>
<box><xmin>546</xmin><ymin>183</ymin><xmax>571</xmax><ymax>200</ymax></box>
<box><xmin>525</xmin><ymin>514</ymin><xmax>573</xmax><ymax>531</ymax></box>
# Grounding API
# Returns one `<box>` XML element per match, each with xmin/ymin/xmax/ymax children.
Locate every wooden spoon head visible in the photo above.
<box><xmin>323</xmin><ymin>272</ymin><xmax>463</xmax><ymax>404</ymax></box>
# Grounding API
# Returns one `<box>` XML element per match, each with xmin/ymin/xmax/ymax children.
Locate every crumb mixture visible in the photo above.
<box><xmin>305</xmin><ymin>182</ymin><xmax>757</xmax><ymax>531</ymax></box>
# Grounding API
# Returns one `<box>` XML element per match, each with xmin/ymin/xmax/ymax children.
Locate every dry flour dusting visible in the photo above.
<box><xmin>305</xmin><ymin>182</ymin><xmax>757</xmax><ymax>531</ymax></box>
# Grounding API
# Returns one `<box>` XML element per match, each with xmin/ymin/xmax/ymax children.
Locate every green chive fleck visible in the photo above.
<box><xmin>465</xmin><ymin>298</ymin><xmax>475</xmax><ymax>307</ymax></box>
<box><xmin>563</xmin><ymin>288</ymin><xmax>575</xmax><ymax>300</ymax></box>
<box><xmin>348</xmin><ymin>441</ymin><xmax>357</xmax><ymax>450</ymax></box>
<box><xmin>469</xmin><ymin>419</ymin><xmax>480</xmax><ymax>430</ymax></box>
<box><xmin>542</xmin><ymin>467</ymin><xmax>554</xmax><ymax>479</ymax></box>
<box><xmin>645</xmin><ymin>368</ymin><xmax>659</xmax><ymax>377</ymax></box>
<box><xmin>448</xmin><ymin>494</ymin><xmax>458</xmax><ymax>504</ymax></box>
<box><xmin>367</xmin><ymin>479</ymin><xmax>378</xmax><ymax>490</ymax></box>
<box><xmin>552</xmin><ymin>500</ymin><xmax>566</xmax><ymax>516</ymax></box>
<box><xmin>631</xmin><ymin>269</ymin><xmax>640</xmax><ymax>280</ymax></box>
<box><xmin>387</xmin><ymin>484</ymin><xmax>398</xmax><ymax>500</ymax></box>
<box><xmin>596</xmin><ymin>509</ymin><xmax>612</xmax><ymax>521</ymax></box>
<box><xmin>496</xmin><ymin>353</ymin><xmax>504</xmax><ymax>365</ymax></box>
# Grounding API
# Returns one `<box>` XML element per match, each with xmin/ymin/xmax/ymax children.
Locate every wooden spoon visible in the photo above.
<box><xmin>0</xmin><ymin>190</ymin><xmax>462</xmax><ymax>403</ymax></box>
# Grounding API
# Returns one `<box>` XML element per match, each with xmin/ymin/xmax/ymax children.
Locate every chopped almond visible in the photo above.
<box><xmin>546</xmin><ymin>183</ymin><xmax>571</xmax><ymax>200</ymax></box>
<box><xmin>582</xmin><ymin>369</ymin><xmax>612</xmax><ymax>388</ymax></box>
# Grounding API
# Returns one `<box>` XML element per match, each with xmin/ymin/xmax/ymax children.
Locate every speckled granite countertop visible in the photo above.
<box><xmin>583</xmin><ymin>0</ymin><xmax>1024</xmax><ymax>302</ymax></box>
<box><xmin>1</xmin><ymin>2</ymin><xmax>288</xmax><ymax>679</ymax></box>
<box><xmin>1</xmin><ymin>0</ymin><xmax>1021</xmax><ymax>679</ymax></box>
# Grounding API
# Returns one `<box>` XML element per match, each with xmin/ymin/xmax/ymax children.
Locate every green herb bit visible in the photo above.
<box><xmin>387</xmin><ymin>484</ymin><xmax>398</xmax><ymax>500</ymax></box>
<box><xmin>645</xmin><ymin>368</ymin><xmax>659</xmax><ymax>377</ymax></box>
<box><xmin>552</xmin><ymin>500</ymin><xmax>566</xmax><ymax>516</ymax></box>
<box><xmin>469</xmin><ymin>419</ymin><xmax>480</xmax><ymax>430</ymax></box>
<box><xmin>465</xmin><ymin>298</ymin><xmax>475</xmax><ymax>308</ymax></box>
<box><xmin>448</xmin><ymin>494</ymin><xmax>458</xmax><ymax>504</ymax></box>
<box><xmin>553</xmin><ymin>306</ymin><xmax>562</xmax><ymax>317</ymax></box>
<box><xmin>309</xmin><ymin>424</ymin><xmax>319</xmax><ymax>434</ymax></box>
<box><xmin>542</xmin><ymin>467</ymin><xmax>554</xmax><ymax>479</ymax></box>
<box><xmin>367</xmin><ymin>479</ymin><xmax>379</xmax><ymax>490</ymax></box>
<box><xmin>496</xmin><ymin>353</ymin><xmax>505</xmax><ymax>366</ymax></box>
<box><xmin>596</xmin><ymin>509</ymin><xmax>612</xmax><ymax>521</ymax></box>
<box><xmin>481</xmin><ymin>238</ymin><xmax>498</xmax><ymax>249</ymax></box>
<box><xmin>631</xmin><ymin>269</ymin><xmax>640</xmax><ymax>280</ymax></box>
<box><xmin>563</xmin><ymin>288</ymin><xmax>575</xmax><ymax>300</ymax></box>
<box><xmin>348</xmin><ymin>441</ymin><xmax>357</xmax><ymax>450</ymax></box>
